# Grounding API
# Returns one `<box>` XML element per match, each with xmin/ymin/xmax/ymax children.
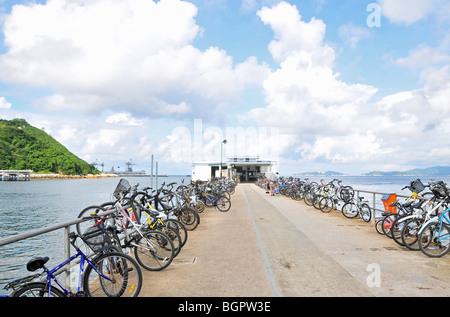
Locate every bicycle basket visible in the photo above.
<box><xmin>410</xmin><ymin>179</ymin><xmax>425</xmax><ymax>193</ymax></box>
<box><xmin>81</xmin><ymin>224</ymin><xmax>111</xmax><ymax>253</ymax></box>
<box><xmin>113</xmin><ymin>178</ymin><xmax>131</xmax><ymax>199</ymax></box>
<box><xmin>430</xmin><ymin>181</ymin><xmax>450</xmax><ymax>199</ymax></box>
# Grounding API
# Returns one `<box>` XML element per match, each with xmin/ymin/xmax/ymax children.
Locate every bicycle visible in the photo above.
<box><xmin>126</xmin><ymin>183</ymin><xmax>187</xmax><ymax>247</ymax></box>
<box><xmin>311</xmin><ymin>180</ymin><xmax>328</xmax><ymax>210</ymax></box>
<box><xmin>146</xmin><ymin>183</ymin><xmax>200</xmax><ymax>230</ymax></box>
<box><xmin>418</xmin><ymin>207</ymin><xmax>450</xmax><ymax>257</ymax></box>
<box><xmin>376</xmin><ymin>180</ymin><xmax>434</xmax><ymax>239</ymax></box>
<box><xmin>5</xmin><ymin>227</ymin><xmax>142</xmax><ymax>297</ymax></box>
<box><xmin>402</xmin><ymin>179</ymin><xmax>434</xmax><ymax>204</ymax></box>
<box><xmin>400</xmin><ymin>181</ymin><xmax>449</xmax><ymax>250</ymax></box>
<box><xmin>179</xmin><ymin>185</ymin><xmax>205</xmax><ymax>213</ymax></box>
<box><xmin>130</xmin><ymin>189</ymin><xmax>187</xmax><ymax>257</ymax></box>
<box><xmin>319</xmin><ymin>179</ymin><xmax>354</xmax><ymax>213</ymax></box>
<box><xmin>198</xmin><ymin>185</ymin><xmax>231</xmax><ymax>212</ymax></box>
<box><xmin>388</xmin><ymin>199</ymin><xmax>424</xmax><ymax>245</ymax></box>
<box><xmin>341</xmin><ymin>196</ymin><xmax>372</xmax><ymax>222</ymax></box>
<box><xmin>302</xmin><ymin>180</ymin><xmax>317</xmax><ymax>206</ymax></box>
<box><xmin>78</xmin><ymin>179</ymin><xmax>176</xmax><ymax>271</ymax></box>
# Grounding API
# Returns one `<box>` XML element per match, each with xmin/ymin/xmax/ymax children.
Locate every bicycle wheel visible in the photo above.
<box><xmin>340</xmin><ymin>186</ymin><xmax>354</xmax><ymax>202</ymax></box>
<box><xmin>101</xmin><ymin>201</ymin><xmax>129</xmax><ymax>230</ymax></box>
<box><xmin>304</xmin><ymin>191</ymin><xmax>314</xmax><ymax>206</ymax></box>
<box><xmin>166</xmin><ymin>218</ymin><xmax>188</xmax><ymax>248</ymax></box>
<box><xmin>76</xmin><ymin>205</ymin><xmax>106</xmax><ymax>236</ymax></box>
<box><xmin>418</xmin><ymin>222</ymin><xmax>450</xmax><ymax>257</ymax></box>
<box><xmin>178</xmin><ymin>207</ymin><xmax>200</xmax><ymax>231</ymax></box>
<box><xmin>375</xmin><ymin>218</ymin><xmax>385</xmax><ymax>235</ymax></box>
<box><xmin>193</xmin><ymin>200</ymin><xmax>205</xmax><ymax>213</ymax></box>
<box><xmin>312</xmin><ymin>195</ymin><xmax>322</xmax><ymax>210</ymax></box>
<box><xmin>382</xmin><ymin>215</ymin><xmax>395</xmax><ymax>238</ymax></box>
<box><xmin>391</xmin><ymin>215</ymin><xmax>408</xmax><ymax>246</ymax></box>
<box><xmin>401</xmin><ymin>218</ymin><xmax>422</xmax><ymax>250</ymax></box>
<box><xmin>319</xmin><ymin>197</ymin><xmax>334</xmax><ymax>213</ymax></box>
<box><xmin>134</xmin><ymin>230</ymin><xmax>174</xmax><ymax>271</ymax></box>
<box><xmin>204</xmin><ymin>195</ymin><xmax>214</xmax><ymax>208</ymax></box>
<box><xmin>360</xmin><ymin>203</ymin><xmax>372</xmax><ymax>222</ymax></box>
<box><xmin>216</xmin><ymin>196</ymin><xmax>231</xmax><ymax>212</ymax></box>
<box><xmin>159</xmin><ymin>224</ymin><xmax>182</xmax><ymax>258</ymax></box>
<box><xmin>84</xmin><ymin>251</ymin><xmax>142</xmax><ymax>297</ymax></box>
<box><xmin>220</xmin><ymin>191</ymin><xmax>231</xmax><ymax>201</ymax></box>
<box><xmin>341</xmin><ymin>202</ymin><xmax>358</xmax><ymax>218</ymax></box>
<box><xmin>12</xmin><ymin>282</ymin><xmax>66</xmax><ymax>297</ymax></box>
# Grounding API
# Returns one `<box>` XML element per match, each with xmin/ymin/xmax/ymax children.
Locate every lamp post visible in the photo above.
<box><xmin>220</xmin><ymin>139</ymin><xmax>227</xmax><ymax>179</ymax></box>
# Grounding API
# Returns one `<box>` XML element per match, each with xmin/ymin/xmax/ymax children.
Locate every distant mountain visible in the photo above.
<box><xmin>294</xmin><ymin>171</ymin><xmax>345</xmax><ymax>176</ymax></box>
<box><xmin>362</xmin><ymin>166</ymin><xmax>450</xmax><ymax>176</ymax></box>
<box><xmin>0</xmin><ymin>118</ymin><xmax>99</xmax><ymax>175</ymax></box>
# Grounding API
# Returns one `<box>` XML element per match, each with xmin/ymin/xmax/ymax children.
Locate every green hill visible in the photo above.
<box><xmin>0</xmin><ymin>118</ymin><xmax>99</xmax><ymax>175</ymax></box>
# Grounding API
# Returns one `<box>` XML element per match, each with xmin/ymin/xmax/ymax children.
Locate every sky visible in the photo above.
<box><xmin>0</xmin><ymin>0</ymin><xmax>449</xmax><ymax>176</ymax></box>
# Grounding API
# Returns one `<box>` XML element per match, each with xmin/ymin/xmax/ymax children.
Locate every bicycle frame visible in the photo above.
<box><xmin>112</xmin><ymin>199</ymin><xmax>156</xmax><ymax>252</ymax></box>
<box><xmin>200</xmin><ymin>189</ymin><xmax>221</xmax><ymax>206</ymax></box>
<box><xmin>44</xmin><ymin>249</ymin><xmax>92</xmax><ymax>296</ymax></box>
<box><xmin>396</xmin><ymin>196</ymin><xmax>445</xmax><ymax>227</ymax></box>
<box><xmin>418</xmin><ymin>208</ymin><xmax>450</xmax><ymax>236</ymax></box>
<box><xmin>403</xmin><ymin>182</ymin><xmax>431</xmax><ymax>203</ymax></box>
<box><xmin>17</xmin><ymin>245</ymin><xmax>114</xmax><ymax>297</ymax></box>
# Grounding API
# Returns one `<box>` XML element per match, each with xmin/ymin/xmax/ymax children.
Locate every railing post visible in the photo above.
<box><xmin>64</xmin><ymin>225</ymin><xmax>71</xmax><ymax>289</ymax></box>
<box><xmin>372</xmin><ymin>192</ymin><xmax>376</xmax><ymax>222</ymax></box>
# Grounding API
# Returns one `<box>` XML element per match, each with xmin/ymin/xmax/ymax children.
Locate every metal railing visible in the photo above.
<box><xmin>0</xmin><ymin>209</ymin><xmax>115</xmax><ymax>287</ymax></box>
<box><xmin>351</xmin><ymin>189</ymin><xmax>412</xmax><ymax>221</ymax></box>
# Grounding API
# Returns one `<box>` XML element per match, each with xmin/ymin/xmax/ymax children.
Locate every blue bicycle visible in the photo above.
<box><xmin>5</xmin><ymin>226</ymin><xmax>142</xmax><ymax>297</ymax></box>
<box><xmin>418</xmin><ymin>207</ymin><xmax>450</xmax><ymax>258</ymax></box>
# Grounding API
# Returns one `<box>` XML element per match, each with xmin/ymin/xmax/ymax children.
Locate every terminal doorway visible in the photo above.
<box><xmin>234</xmin><ymin>165</ymin><xmax>261</xmax><ymax>182</ymax></box>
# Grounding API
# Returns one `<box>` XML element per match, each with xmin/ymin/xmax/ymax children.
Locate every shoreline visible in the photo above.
<box><xmin>30</xmin><ymin>173</ymin><xmax>119</xmax><ymax>179</ymax></box>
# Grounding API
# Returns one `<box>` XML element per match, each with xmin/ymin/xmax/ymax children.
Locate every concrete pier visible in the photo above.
<box><xmin>139</xmin><ymin>184</ymin><xmax>450</xmax><ymax>297</ymax></box>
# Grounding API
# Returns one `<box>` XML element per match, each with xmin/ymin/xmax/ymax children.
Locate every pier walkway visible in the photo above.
<box><xmin>139</xmin><ymin>183</ymin><xmax>450</xmax><ymax>297</ymax></box>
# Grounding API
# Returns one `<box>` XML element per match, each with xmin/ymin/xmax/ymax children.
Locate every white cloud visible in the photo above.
<box><xmin>395</xmin><ymin>45</ymin><xmax>450</xmax><ymax>69</ymax></box>
<box><xmin>0</xmin><ymin>0</ymin><xmax>268</xmax><ymax>117</ymax></box>
<box><xmin>244</xmin><ymin>1</ymin><xmax>450</xmax><ymax>174</ymax></box>
<box><xmin>338</xmin><ymin>23</ymin><xmax>371</xmax><ymax>48</ymax></box>
<box><xmin>377</xmin><ymin>0</ymin><xmax>440</xmax><ymax>25</ymax></box>
<box><xmin>0</xmin><ymin>96</ymin><xmax>11</xmax><ymax>109</ymax></box>
<box><xmin>257</xmin><ymin>2</ymin><xmax>327</xmax><ymax>63</ymax></box>
<box><xmin>105</xmin><ymin>113</ymin><xmax>143</xmax><ymax>126</ymax></box>
<box><xmin>250</xmin><ymin>2</ymin><xmax>377</xmax><ymax>131</ymax></box>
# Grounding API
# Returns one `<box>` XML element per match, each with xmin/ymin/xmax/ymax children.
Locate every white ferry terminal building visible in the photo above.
<box><xmin>192</xmin><ymin>156</ymin><xmax>278</xmax><ymax>182</ymax></box>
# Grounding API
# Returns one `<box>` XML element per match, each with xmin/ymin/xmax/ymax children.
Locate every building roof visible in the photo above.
<box><xmin>192</xmin><ymin>156</ymin><xmax>277</xmax><ymax>167</ymax></box>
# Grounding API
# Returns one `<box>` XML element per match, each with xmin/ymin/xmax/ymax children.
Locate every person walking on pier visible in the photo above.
<box><xmin>269</xmin><ymin>180</ymin><xmax>276</xmax><ymax>196</ymax></box>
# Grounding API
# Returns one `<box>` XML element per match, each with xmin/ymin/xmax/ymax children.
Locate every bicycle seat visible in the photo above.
<box><xmin>402</xmin><ymin>201</ymin><xmax>413</xmax><ymax>208</ymax></box>
<box><xmin>146</xmin><ymin>209</ymin><xmax>160</xmax><ymax>217</ymax></box>
<box><xmin>26</xmin><ymin>257</ymin><xmax>49</xmax><ymax>272</ymax></box>
<box><xmin>160</xmin><ymin>202</ymin><xmax>172</xmax><ymax>211</ymax></box>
